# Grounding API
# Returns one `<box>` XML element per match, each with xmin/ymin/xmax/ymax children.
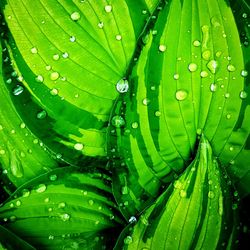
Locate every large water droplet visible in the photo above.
<box><xmin>50</xmin><ymin>72</ymin><xmax>59</xmax><ymax>81</ymax></box>
<box><xmin>74</xmin><ymin>143</ymin><xmax>84</xmax><ymax>151</ymax></box>
<box><xmin>60</xmin><ymin>213</ymin><xmax>70</xmax><ymax>221</ymax></box>
<box><xmin>35</xmin><ymin>75</ymin><xmax>44</xmax><ymax>83</ymax></box>
<box><xmin>111</xmin><ymin>115</ymin><xmax>125</xmax><ymax>128</ymax></box>
<box><xmin>210</xmin><ymin>83</ymin><xmax>217</xmax><ymax>92</ymax></box>
<box><xmin>116</xmin><ymin>78</ymin><xmax>129</xmax><ymax>93</ymax></box>
<box><xmin>175</xmin><ymin>90</ymin><xmax>188</xmax><ymax>101</ymax></box>
<box><xmin>241</xmin><ymin>70</ymin><xmax>248</xmax><ymax>77</ymax></box>
<box><xmin>159</xmin><ymin>44</ymin><xmax>167</xmax><ymax>52</ymax></box>
<box><xmin>104</xmin><ymin>5</ymin><xmax>112</xmax><ymax>13</ymax></box>
<box><xmin>12</xmin><ymin>85</ymin><xmax>24</xmax><ymax>96</ymax></box>
<box><xmin>35</xmin><ymin>184</ymin><xmax>47</xmax><ymax>193</ymax></box>
<box><xmin>207</xmin><ymin>60</ymin><xmax>219</xmax><ymax>74</ymax></box>
<box><xmin>227</xmin><ymin>64</ymin><xmax>236</xmax><ymax>72</ymax></box>
<box><xmin>188</xmin><ymin>63</ymin><xmax>198</xmax><ymax>72</ymax></box>
<box><xmin>239</xmin><ymin>90</ymin><xmax>248</xmax><ymax>99</ymax></box>
<box><xmin>70</xmin><ymin>12</ymin><xmax>81</xmax><ymax>21</ymax></box>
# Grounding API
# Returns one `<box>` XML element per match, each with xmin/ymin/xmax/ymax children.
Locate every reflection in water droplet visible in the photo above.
<box><xmin>74</xmin><ymin>143</ymin><xmax>84</xmax><ymax>151</ymax></box>
<box><xmin>188</xmin><ymin>63</ymin><xmax>198</xmax><ymax>72</ymax></box>
<box><xmin>176</xmin><ymin>90</ymin><xmax>188</xmax><ymax>101</ymax></box>
<box><xmin>116</xmin><ymin>79</ymin><xmax>129</xmax><ymax>93</ymax></box>
<box><xmin>70</xmin><ymin>12</ymin><xmax>81</xmax><ymax>21</ymax></box>
<box><xmin>111</xmin><ymin>116</ymin><xmax>125</xmax><ymax>128</ymax></box>
<box><xmin>207</xmin><ymin>60</ymin><xmax>219</xmax><ymax>74</ymax></box>
<box><xmin>13</xmin><ymin>85</ymin><xmax>24</xmax><ymax>96</ymax></box>
<box><xmin>35</xmin><ymin>184</ymin><xmax>47</xmax><ymax>193</ymax></box>
<box><xmin>239</xmin><ymin>91</ymin><xmax>248</xmax><ymax>99</ymax></box>
<box><xmin>37</xmin><ymin>110</ymin><xmax>47</xmax><ymax>119</ymax></box>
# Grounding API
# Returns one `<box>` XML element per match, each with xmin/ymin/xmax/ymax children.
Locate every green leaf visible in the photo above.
<box><xmin>114</xmin><ymin>136</ymin><xmax>239</xmax><ymax>250</ymax></box>
<box><xmin>0</xmin><ymin>39</ymin><xmax>58</xmax><ymax>190</ymax></box>
<box><xmin>0</xmin><ymin>167</ymin><xmax>125</xmax><ymax>249</ymax></box>
<box><xmin>0</xmin><ymin>0</ymin><xmax>152</xmax><ymax>164</ymax></box>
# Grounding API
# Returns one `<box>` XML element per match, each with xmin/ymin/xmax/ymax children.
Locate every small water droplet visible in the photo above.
<box><xmin>229</xmin><ymin>146</ymin><xmax>234</xmax><ymax>151</ymax></box>
<box><xmin>49</xmin><ymin>174</ymin><xmax>57</xmax><ymax>181</ymax></box>
<box><xmin>210</xmin><ymin>83</ymin><xmax>217</xmax><ymax>92</ymax></box>
<box><xmin>200</xmin><ymin>71</ymin><xmax>209</xmax><ymax>78</ymax></box>
<box><xmin>70</xmin><ymin>12</ymin><xmax>81</xmax><ymax>21</ymax></box>
<box><xmin>31</xmin><ymin>47</ymin><xmax>38</xmax><ymax>54</ymax></box>
<box><xmin>16</xmin><ymin>200</ymin><xmax>21</xmax><ymax>207</ymax></box>
<box><xmin>129</xmin><ymin>216</ymin><xmax>137</xmax><ymax>223</ymax></box>
<box><xmin>121</xmin><ymin>186</ymin><xmax>128</xmax><ymax>195</ymax></box>
<box><xmin>193</xmin><ymin>40</ymin><xmax>201</xmax><ymax>47</ymax></box>
<box><xmin>242</xmin><ymin>13</ymin><xmax>248</xmax><ymax>18</ymax></box>
<box><xmin>227</xmin><ymin>64</ymin><xmax>236</xmax><ymax>72</ymax></box>
<box><xmin>19</xmin><ymin>122</ymin><xmax>26</xmax><ymax>129</ymax></box>
<box><xmin>124</xmin><ymin>236</ymin><xmax>133</xmax><ymax>245</ymax></box>
<box><xmin>50</xmin><ymin>88</ymin><xmax>59</xmax><ymax>96</ymax></box>
<box><xmin>88</xmin><ymin>200</ymin><xmax>94</xmax><ymax>206</ymax></box>
<box><xmin>62</xmin><ymin>52</ymin><xmax>69</xmax><ymax>58</ymax></box>
<box><xmin>202</xmin><ymin>50</ymin><xmax>211</xmax><ymax>60</ymax></box>
<box><xmin>58</xmin><ymin>202</ymin><xmax>66</xmax><ymax>208</ymax></box>
<box><xmin>179</xmin><ymin>190</ymin><xmax>187</xmax><ymax>198</ymax></box>
<box><xmin>159</xmin><ymin>44</ymin><xmax>166</xmax><ymax>52</ymax></box>
<box><xmin>22</xmin><ymin>189</ymin><xmax>30</xmax><ymax>197</ymax></box>
<box><xmin>142</xmin><ymin>98</ymin><xmax>150</xmax><ymax>106</ymax></box>
<box><xmin>37</xmin><ymin>110</ymin><xmax>47</xmax><ymax>119</ymax></box>
<box><xmin>35</xmin><ymin>75</ymin><xmax>44</xmax><ymax>83</ymax></box>
<box><xmin>207</xmin><ymin>60</ymin><xmax>219</xmax><ymax>74</ymax></box>
<box><xmin>174</xmin><ymin>180</ymin><xmax>183</xmax><ymax>189</ymax></box>
<box><xmin>9</xmin><ymin>216</ymin><xmax>16</xmax><ymax>222</ymax></box>
<box><xmin>45</xmin><ymin>65</ymin><xmax>51</xmax><ymax>71</ymax></box>
<box><xmin>174</xmin><ymin>73</ymin><xmax>179</xmax><ymax>80</ymax></box>
<box><xmin>60</xmin><ymin>213</ymin><xmax>70</xmax><ymax>221</ymax></box>
<box><xmin>131</xmin><ymin>122</ymin><xmax>139</xmax><ymax>129</ymax></box>
<box><xmin>48</xmin><ymin>235</ymin><xmax>54</xmax><ymax>240</ymax></box>
<box><xmin>241</xmin><ymin>70</ymin><xmax>248</xmax><ymax>77</ymax></box>
<box><xmin>226</xmin><ymin>114</ymin><xmax>231</xmax><ymax>119</ymax></box>
<box><xmin>116</xmin><ymin>34</ymin><xmax>122</xmax><ymax>41</ymax></box>
<box><xmin>208</xmin><ymin>191</ymin><xmax>215</xmax><ymax>199</ymax></box>
<box><xmin>224</xmin><ymin>93</ymin><xmax>230</xmax><ymax>98</ymax></box>
<box><xmin>111</xmin><ymin>115</ymin><xmax>125</xmax><ymax>128</ymax></box>
<box><xmin>175</xmin><ymin>89</ymin><xmax>188</xmax><ymax>101</ymax></box>
<box><xmin>53</xmin><ymin>54</ymin><xmax>60</xmax><ymax>61</ymax></box>
<box><xmin>35</xmin><ymin>184</ymin><xmax>47</xmax><ymax>193</ymax></box>
<box><xmin>12</xmin><ymin>85</ymin><xmax>24</xmax><ymax>96</ymax></box>
<box><xmin>216</xmin><ymin>51</ymin><xmax>222</xmax><ymax>57</ymax></box>
<box><xmin>104</xmin><ymin>5</ymin><xmax>112</xmax><ymax>13</ymax></box>
<box><xmin>10</xmin><ymin>150</ymin><xmax>24</xmax><ymax>178</ymax></box>
<box><xmin>239</xmin><ymin>91</ymin><xmax>248</xmax><ymax>99</ymax></box>
<box><xmin>50</xmin><ymin>72</ymin><xmax>59</xmax><ymax>81</ymax></box>
<box><xmin>188</xmin><ymin>63</ymin><xmax>198</xmax><ymax>72</ymax></box>
<box><xmin>116</xmin><ymin>78</ymin><xmax>129</xmax><ymax>93</ymax></box>
<box><xmin>74</xmin><ymin>143</ymin><xmax>84</xmax><ymax>151</ymax></box>
<box><xmin>70</xmin><ymin>36</ymin><xmax>76</xmax><ymax>42</ymax></box>
<box><xmin>98</xmin><ymin>22</ymin><xmax>104</xmax><ymax>29</ymax></box>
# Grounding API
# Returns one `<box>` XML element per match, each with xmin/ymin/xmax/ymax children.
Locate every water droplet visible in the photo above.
<box><xmin>50</xmin><ymin>88</ymin><xmax>59</xmax><ymax>96</ymax></box>
<box><xmin>22</xmin><ymin>189</ymin><xmax>30</xmax><ymax>197</ymax></box>
<box><xmin>131</xmin><ymin>122</ymin><xmax>139</xmax><ymax>129</ymax></box>
<box><xmin>142</xmin><ymin>98</ymin><xmax>150</xmax><ymax>106</ymax></box>
<box><xmin>70</xmin><ymin>36</ymin><xmax>76</xmax><ymax>42</ymax></box>
<box><xmin>50</xmin><ymin>72</ymin><xmax>59</xmax><ymax>81</ymax></box>
<box><xmin>45</xmin><ymin>65</ymin><xmax>51</xmax><ymax>71</ymax></box>
<box><xmin>241</xmin><ymin>70</ymin><xmax>248</xmax><ymax>77</ymax></box>
<box><xmin>174</xmin><ymin>180</ymin><xmax>183</xmax><ymax>189</ymax></box>
<box><xmin>229</xmin><ymin>146</ymin><xmax>234</xmax><ymax>151</ymax></box>
<box><xmin>124</xmin><ymin>236</ymin><xmax>133</xmax><ymax>245</ymax></box>
<box><xmin>211</xmin><ymin>16</ymin><xmax>221</xmax><ymax>27</ymax></box>
<box><xmin>116</xmin><ymin>78</ymin><xmax>129</xmax><ymax>93</ymax></box>
<box><xmin>224</xmin><ymin>93</ymin><xmax>230</xmax><ymax>98</ymax></box>
<box><xmin>31</xmin><ymin>47</ymin><xmax>38</xmax><ymax>54</ymax></box>
<box><xmin>58</xmin><ymin>202</ymin><xmax>66</xmax><ymax>208</ymax></box>
<box><xmin>37</xmin><ymin>110</ymin><xmax>47</xmax><ymax>119</ymax></box>
<box><xmin>121</xmin><ymin>186</ymin><xmax>128</xmax><ymax>195</ymax></box>
<box><xmin>202</xmin><ymin>50</ymin><xmax>211</xmax><ymax>60</ymax></box>
<box><xmin>216</xmin><ymin>51</ymin><xmax>222</xmax><ymax>57</ymax></box>
<box><xmin>188</xmin><ymin>63</ymin><xmax>198</xmax><ymax>72</ymax></box>
<box><xmin>74</xmin><ymin>143</ymin><xmax>84</xmax><ymax>151</ymax></box>
<box><xmin>70</xmin><ymin>12</ymin><xmax>81</xmax><ymax>21</ymax></box>
<box><xmin>48</xmin><ymin>235</ymin><xmax>54</xmax><ymax>240</ymax></box>
<box><xmin>226</xmin><ymin>114</ymin><xmax>231</xmax><ymax>119</ymax></box>
<box><xmin>200</xmin><ymin>71</ymin><xmax>209</xmax><ymax>78</ymax></box>
<box><xmin>227</xmin><ymin>64</ymin><xmax>236</xmax><ymax>72</ymax></box>
<box><xmin>53</xmin><ymin>54</ymin><xmax>60</xmax><ymax>61</ymax></box>
<box><xmin>129</xmin><ymin>216</ymin><xmax>137</xmax><ymax>223</ymax></box>
<box><xmin>242</xmin><ymin>13</ymin><xmax>248</xmax><ymax>18</ymax></box>
<box><xmin>175</xmin><ymin>89</ymin><xmax>188</xmax><ymax>101</ymax></box>
<box><xmin>62</xmin><ymin>52</ymin><xmax>69</xmax><ymax>58</ymax></box>
<box><xmin>35</xmin><ymin>184</ymin><xmax>47</xmax><ymax>193</ymax></box>
<box><xmin>13</xmin><ymin>85</ymin><xmax>24</xmax><ymax>96</ymax></box>
<box><xmin>88</xmin><ymin>200</ymin><xmax>94</xmax><ymax>206</ymax></box>
<box><xmin>116</xmin><ymin>34</ymin><xmax>122</xmax><ymax>41</ymax></box>
<box><xmin>159</xmin><ymin>44</ymin><xmax>166</xmax><ymax>52</ymax></box>
<box><xmin>19</xmin><ymin>122</ymin><xmax>26</xmax><ymax>129</ymax></box>
<box><xmin>15</xmin><ymin>200</ymin><xmax>22</xmax><ymax>207</ymax></box>
<box><xmin>35</xmin><ymin>75</ymin><xmax>44</xmax><ymax>83</ymax></box>
<box><xmin>98</xmin><ymin>22</ymin><xmax>104</xmax><ymax>29</ymax></box>
<box><xmin>104</xmin><ymin>5</ymin><xmax>112</xmax><ymax>13</ymax></box>
<box><xmin>193</xmin><ymin>40</ymin><xmax>201</xmax><ymax>47</ymax></box>
<box><xmin>179</xmin><ymin>190</ymin><xmax>187</xmax><ymax>198</ymax></box>
<box><xmin>49</xmin><ymin>174</ymin><xmax>57</xmax><ymax>181</ymax></box>
<box><xmin>210</xmin><ymin>83</ymin><xmax>217</xmax><ymax>92</ymax></box>
<box><xmin>239</xmin><ymin>91</ymin><xmax>248</xmax><ymax>99</ymax></box>
<box><xmin>207</xmin><ymin>60</ymin><xmax>219</xmax><ymax>74</ymax></box>
<box><xmin>60</xmin><ymin>213</ymin><xmax>70</xmax><ymax>221</ymax></box>
<box><xmin>154</xmin><ymin>111</ymin><xmax>161</xmax><ymax>117</ymax></box>
<box><xmin>174</xmin><ymin>73</ymin><xmax>179</xmax><ymax>80</ymax></box>
<box><xmin>111</xmin><ymin>115</ymin><xmax>125</xmax><ymax>128</ymax></box>
<box><xmin>208</xmin><ymin>191</ymin><xmax>215</xmax><ymax>199</ymax></box>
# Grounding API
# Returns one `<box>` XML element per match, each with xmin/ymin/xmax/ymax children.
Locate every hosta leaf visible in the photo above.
<box><xmin>0</xmin><ymin>40</ymin><xmax>58</xmax><ymax>191</ymax></box>
<box><xmin>0</xmin><ymin>167</ymin><xmax>125</xmax><ymax>249</ymax></box>
<box><xmin>109</xmin><ymin>0</ymin><xmax>250</xmax><ymax>218</ymax></box>
<box><xmin>0</xmin><ymin>224</ymin><xmax>36</xmax><ymax>250</ymax></box>
<box><xmin>0</xmin><ymin>0</ymin><xmax>154</xmax><ymax>164</ymax></box>
<box><xmin>114</xmin><ymin>136</ymin><xmax>239</xmax><ymax>250</ymax></box>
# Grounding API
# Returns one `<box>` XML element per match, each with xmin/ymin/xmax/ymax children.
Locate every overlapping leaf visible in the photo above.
<box><xmin>0</xmin><ymin>41</ymin><xmax>58</xmax><ymax>191</ymax></box>
<box><xmin>109</xmin><ymin>0</ymin><xmax>250</xmax><ymax>219</ymax></box>
<box><xmin>0</xmin><ymin>0</ymin><xmax>159</xmax><ymax>164</ymax></box>
<box><xmin>0</xmin><ymin>167</ymin><xmax>125</xmax><ymax>249</ymax></box>
<box><xmin>114</xmin><ymin>136</ymin><xmax>239</xmax><ymax>250</ymax></box>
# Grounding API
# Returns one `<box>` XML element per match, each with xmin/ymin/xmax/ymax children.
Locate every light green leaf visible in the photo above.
<box><xmin>0</xmin><ymin>167</ymin><xmax>125</xmax><ymax>249</ymax></box>
<box><xmin>114</xmin><ymin>136</ymin><xmax>239</xmax><ymax>250</ymax></box>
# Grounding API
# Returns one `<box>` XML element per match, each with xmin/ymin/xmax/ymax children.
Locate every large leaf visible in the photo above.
<box><xmin>109</xmin><ymin>0</ymin><xmax>250</xmax><ymax>219</ymax></box>
<box><xmin>0</xmin><ymin>0</ymin><xmax>158</xmax><ymax>164</ymax></box>
<box><xmin>114</xmin><ymin>136</ymin><xmax>239</xmax><ymax>250</ymax></box>
<box><xmin>0</xmin><ymin>167</ymin><xmax>125</xmax><ymax>249</ymax></box>
<box><xmin>0</xmin><ymin>39</ymin><xmax>58</xmax><ymax>191</ymax></box>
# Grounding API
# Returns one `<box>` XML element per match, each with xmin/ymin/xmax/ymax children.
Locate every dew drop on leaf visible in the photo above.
<box><xmin>22</xmin><ymin>189</ymin><xmax>30</xmax><ymax>197</ymax></box>
<box><xmin>88</xmin><ymin>199</ymin><xmax>94</xmax><ymax>206</ymax></box>
<box><xmin>70</xmin><ymin>12</ymin><xmax>81</xmax><ymax>21</ymax></box>
<box><xmin>131</xmin><ymin>122</ymin><xmax>139</xmax><ymax>129</ymax></box>
<box><xmin>111</xmin><ymin>115</ymin><xmax>125</xmax><ymax>128</ymax></box>
<box><xmin>35</xmin><ymin>184</ymin><xmax>47</xmax><ymax>193</ymax></box>
<box><xmin>16</xmin><ymin>200</ymin><xmax>21</xmax><ymax>207</ymax></box>
<box><xmin>224</xmin><ymin>93</ymin><xmax>230</xmax><ymax>98</ymax></box>
<box><xmin>173</xmin><ymin>73</ymin><xmax>179</xmax><ymax>80</ymax></box>
<box><xmin>116</xmin><ymin>78</ymin><xmax>129</xmax><ymax>93</ymax></box>
<box><xmin>124</xmin><ymin>236</ymin><xmax>133</xmax><ymax>245</ymax></box>
<box><xmin>35</xmin><ymin>75</ymin><xmax>44</xmax><ymax>83</ymax></box>
<box><xmin>202</xmin><ymin>50</ymin><xmax>211</xmax><ymax>60</ymax></box>
<box><xmin>12</xmin><ymin>85</ymin><xmax>24</xmax><ymax>96</ymax></box>
<box><xmin>227</xmin><ymin>64</ymin><xmax>236</xmax><ymax>72</ymax></box>
<box><xmin>104</xmin><ymin>5</ymin><xmax>112</xmax><ymax>13</ymax></box>
<box><xmin>241</xmin><ymin>69</ymin><xmax>248</xmax><ymax>77</ymax></box>
<box><xmin>210</xmin><ymin>83</ymin><xmax>217</xmax><ymax>92</ymax></box>
<box><xmin>37</xmin><ymin>110</ymin><xmax>47</xmax><ymax>119</ymax></box>
<box><xmin>179</xmin><ymin>190</ymin><xmax>187</xmax><ymax>198</ymax></box>
<box><xmin>98</xmin><ymin>22</ymin><xmax>104</xmax><ymax>29</ymax></box>
<box><xmin>30</xmin><ymin>47</ymin><xmax>38</xmax><ymax>54</ymax></box>
<box><xmin>53</xmin><ymin>54</ymin><xmax>60</xmax><ymax>61</ymax></box>
<box><xmin>142</xmin><ymin>98</ymin><xmax>150</xmax><ymax>106</ymax></box>
<box><xmin>50</xmin><ymin>72</ymin><xmax>59</xmax><ymax>81</ymax></box>
<box><xmin>207</xmin><ymin>60</ymin><xmax>219</xmax><ymax>74</ymax></box>
<box><xmin>62</xmin><ymin>52</ymin><xmax>69</xmax><ymax>58</ymax></box>
<box><xmin>239</xmin><ymin>90</ymin><xmax>248</xmax><ymax>99</ymax></box>
<box><xmin>74</xmin><ymin>143</ymin><xmax>84</xmax><ymax>151</ymax></box>
<box><xmin>200</xmin><ymin>71</ymin><xmax>209</xmax><ymax>78</ymax></box>
<box><xmin>50</xmin><ymin>88</ymin><xmax>59</xmax><ymax>96</ymax></box>
<box><xmin>188</xmin><ymin>63</ymin><xmax>198</xmax><ymax>72</ymax></box>
<box><xmin>60</xmin><ymin>213</ymin><xmax>70</xmax><ymax>221</ymax></box>
<box><xmin>49</xmin><ymin>174</ymin><xmax>58</xmax><ymax>181</ymax></box>
<box><xmin>193</xmin><ymin>40</ymin><xmax>201</xmax><ymax>47</ymax></box>
<box><xmin>208</xmin><ymin>191</ymin><xmax>215</xmax><ymax>199</ymax></box>
<box><xmin>129</xmin><ymin>216</ymin><xmax>137</xmax><ymax>223</ymax></box>
<box><xmin>159</xmin><ymin>44</ymin><xmax>167</xmax><ymax>52</ymax></box>
<box><xmin>69</xmin><ymin>36</ymin><xmax>76</xmax><ymax>42</ymax></box>
<box><xmin>175</xmin><ymin>89</ymin><xmax>188</xmax><ymax>101</ymax></box>
<box><xmin>116</xmin><ymin>34</ymin><xmax>122</xmax><ymax>41</ymax></box>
